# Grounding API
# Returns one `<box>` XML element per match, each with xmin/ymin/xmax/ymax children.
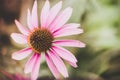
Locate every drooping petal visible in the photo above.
<box><xmin>53</xmin><ymin>28</ymin><xmax>83</xmax><ymax>37</ymax></box>
<box><xmin>50</xmin><ymin>7</ymin><xmax>73</xmax><ymax>32</ymax></box>
<box><xmin>31</xmin><ymin>53</ymin><xmax>41</xmax><ymax>80</ymax></box>
<box><xmin>12</xmin><ymin>48</ymin><xmax>32</xmax><ymax>60</ymax></box>
<box><xmin>40</xmin><ymin>0</ymin><xmax>50</xmax><ymax>28</ymax></box>
<box><xmin>15</xmin><ymin>20</ymin><xmax>30</xmax><ymax>35</ymax></box>
<box><xmin>11</xmin><ymin>33</ymin><xmax>27</xmax><ymax>44</ymax></box>
<box><xmin>31</xmin><ymin>0</ymin><xmax>38</xmax><ymax>28</ymax></box>
<box><xmin>27</xmin><ymin>9</ymin><xmax>33</xmax><ymax>31</ymax></box>
<box><xmin>53</xmin><ymin>40</ymin><xmax>85</xmax><ymax>48</ymax></box>
<box><xmin>24</xmin><ymin>53</ymin><xmax>38</xmax><ymax>73</ymax></box>
<box><xmin>67</xmin><ymin>61</ymin><xmax>78</xmax><ymax>68</ymax></box>
<box><xmin>45</xmin><ymin>53</ymin><xmax>60</xmax><ymax>79</ymax></box>
<box><xmin>46</xmin><ymin>1</ymin><xmax>62</xmax><ymax>27</ymax></box>
<box><xmin>52</xmin><ymin>46</ymin><xmax>77</xmax><ymax>63</ymax></box>
<box><xmin>48</xmin><ymin>50</ymin><xmax>68</xmax><ymax>78</ymax></box>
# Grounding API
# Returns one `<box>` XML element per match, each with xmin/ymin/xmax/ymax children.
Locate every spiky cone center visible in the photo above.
<box><xmin>28</xmin><ymin>28</ymin><xmax>54</xmax><ymax>53</ymax></box>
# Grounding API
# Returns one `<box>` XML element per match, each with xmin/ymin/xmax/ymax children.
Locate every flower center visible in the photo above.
<box><xmin>28</xmin><ymin>28</ymin><xmax>54</xmax><ymax>53</ymax></box>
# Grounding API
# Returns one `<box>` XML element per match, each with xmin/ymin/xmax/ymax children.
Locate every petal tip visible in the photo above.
<box><xmin>82</xmin><ymin>43</ymin><xmax>86</xmax><ymax>47</ymax></box>
<box><xmin>73</xmin><ymin>63</ymin><xmax>78</xmax><ymax>68</ymax></box>
<box><xmin>80</xmin><ymin>29</ymin><xmax>84</xmax><ymax>33</ymax></box>
<box><xmin>59</xmin><ymin>1</ymin><xmax>63</xmax><ymax>4</ymax></box>
<box><xmin>67</xmin><ymin>7</ymin><xmax>73</xmax><ymax>11</ymax></box>
<box><xmin>64</xmin><ymin>74</ymin><xmax>69</xmax><ymax>78</ymax></box>
<box><xmin>10</xmin><ymin>33</ymin><xmax>14</xmax><ymax>37</ymax></box>
<box><xmin>45</xmin><ymin>0</ymin><xmax>49</xmax><ymax>3</ymax></box>
<box><xmin>24</xmin><ymin>69</ymin><xmax>29</xmax><ymax>74</ymax></box>
<box><xmin>14</xmin><ymin>19</ymin><xmax>18</xmax><ymax>24</ymax></box>
<box><xmin>10</xmin><ymin>33</ymin><xmax>16</xmax><ymax>41</ymax></box>
<box><xmin>33</xmin><ymin>0</ymin><xmax>37</xmax><ymax>5</ymax></box>
<box><xmin>77</xmin><ymin>24</ymin><xmax>80</xmax><ymax>27</ymax></box>
<box><xmin>12</xmin><ymin>54</ymin><xmax>18</xmax><ymax>60</ymax></box>
<box><xmin>27</xmin><ymin>8</ymin><xmax>30</xmax><ymax>13</ymax></box>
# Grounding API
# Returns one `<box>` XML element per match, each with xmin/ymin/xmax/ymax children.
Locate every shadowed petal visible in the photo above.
<box><xmin>11</xmin><ymin>33</ymin><xmax>27</xmax><ymax>44</ymax></box>
<box><xmin>31</xmin><ymin>1</ymin><xmax>38</xmax><ymax>28</ymax></box>
<box><xmin>12</xmin><ymin>48</ymin><xmax>32</xmax><ymax>60</ymax></box>
<box><xmin>31</xmin><ymin>53</ymin><xmax>41</xmax><ymax>80</ymax></box>
<box><xmin>53</xmin><ymin>28</ymin><xmax>83</xmax><ymax>37</ymax></box>
<box><xmin>52</xmin><ymin>46</ymin><xmax>77</xmax><ymax>63</ymax></box>
<box><xmin>15</xmin><ymin>20</ymin><xmax>29</xmax><ymax>35</ymax></box>
<box><xmin>45</xmin><ymin>53</ymin><xmax>60</xmax><ymax>79</ymax></box>
<box><xmin>50</xmin><ymin>7</ymin><xmax>72</xmax><ymax>32</ymax></box>
<box><xmin>41</xmin><ymin>0</ymin><xmax>50</xmax><ymax>28</ymax></box>
<box><xmin>48</xmin><ymin>50</ymin><xmax>68</xmax><ymax>78</ymax></box>
<box><xmin>46</xmin><ymin>1</ymin><xmax>62</xmax><ymax>27</ymax></box>
<box><xmin>24</xmin><ymin>53</ymin><xmax>37</xmax><ymax>73</ymax></box>
<box><xmin>53</xmin><ymin>40</ymin><xmax>85</xmax><ymax>48</ymax></box>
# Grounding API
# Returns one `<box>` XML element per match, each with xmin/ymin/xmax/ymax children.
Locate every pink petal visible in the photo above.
<box><xmin>24</xmin><ymin>53</ymin><xmax>38</xmax><ymax>74</ymax></box>
<box><xmin>53</xmin><ymin>40</ymin><xmax>85</xmax><ymax>48</ymax></box>
<box><xmin>27</xmin><ymin>9</ymin><xmax>33</xmax><ymax>31</ymax></box>
<box><xmin>45</xmin><ymin>53</ymin><xmax>60</xmax><ymax>79</ymax></box>
<box><xmin>48</xmin><ymin>50</ymin><xmax>68</xmax><ymax>78</ymax></box>
<box><xmin>67</xmin><ymin>61</ymin><xmax>78</xmax><ymax>68</ymax></box>
<box><xmin>53</xmin><ymin>28</ymin><xmax>83</xmax><ymax>37</ymax></box>
<box><xmin>52</xmin><ymin>46</ymin><xmax>77</xmax><ymax>63</ymax></box>
<box><xmin>46</xmin><ymin>1</ymin><xmax>62</xmax><ymax>27</ymax></box>
<box><xmin>15</xmin><ymin>20</ymin><xmax>30</xmax><ymax>35</ymax></box>
<box><xmin>11</xmin><ymin>33</ymin><xmax>27</xmax><ymax>44</ymax></box>
<box><xmin>31</xmin><ymin>53</ymin><xmax>41</xmax><ymax>80</ymax></box>
<box><xmin>40</xmin><ymin>0</ymin><xmax>50</xmax><ymax>28</ymax></box>
<box><xmin>12</xmin><ymin>48</ymin><xmax>32</xmax><ymax>60</ymax></box>
<box><xmin>31</xmin><ymin>1</ymin><xmax>38</xmax><ymax>28</ymax></box>
<box><xmin>50</xmin><ymin>7</ymin><xmax>73</xmax><ymax>33</ymax></box>
<box><xmin>60</xmin><ymin>23</ymin><xmax>80</xmax><ymax>29</ymax></box>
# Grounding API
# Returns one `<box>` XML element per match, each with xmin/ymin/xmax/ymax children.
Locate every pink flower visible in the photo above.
<box><xmin>11</xmin><ymin>0</ymin><xmax>85</xmax><ymax>80</ymax></box>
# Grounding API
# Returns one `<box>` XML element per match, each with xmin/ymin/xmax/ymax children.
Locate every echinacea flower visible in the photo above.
<box><xmin>11</xmin><ymin>0</ymin><xmax>85</xmax><ymax>80</ymax></box>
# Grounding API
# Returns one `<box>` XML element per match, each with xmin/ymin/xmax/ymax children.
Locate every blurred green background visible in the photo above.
<box><xmin>0</xmin><ymin>0</ymin><xmax>120</xmax><ymax>80</ymax></box>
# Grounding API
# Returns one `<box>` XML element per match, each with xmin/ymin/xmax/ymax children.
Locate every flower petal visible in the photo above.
<box><xmin>12</xmin><ymin>48</ymin><xmax>32</xmax><ymax>60</ymax></box>
<box><xmin>45</xmin><ymin>53</ymin><xmax>60</xmax><ymax>79</ymax></box>
<box><xmin>52</xmin><ymin>46</ymin><xmax>77</xmax><ymax>63</ymax></box>
<box><xmin>60</xmin><ymin>23</ymin><xmax>80</xmax><ymax>29</ymax></box>
<box><xmin>53</xmin><ymin>40</ymin><xmax>85</xmax><ymax>48</ymax></box>
<box><xmin>24</xmin><ymin>53</ymin><xmax>37</xmax><ymax>74</ymax></box>
<box><xmin>27</xmin><ymin>9</ymin><xmax>33</xmax><ymax>31</ymax></box>
<box><xmin>53</xmin><ymin>28</ymin><xmax>83</xmax><ymax>37</ymax></box>
<box><xmin>31</xmin><ymin>1</ymin><xmax>38</xmax><ymax>28</ymax></box>
<box><xmin>48</xmin><ymin>50</ymin><xmax>68</xmax><ymax>78</ymax></box>
<box><xmin>11</xmin><ymin>33</ymin><xmax>27</xmax><ymax>44</ymax></box>
<box><xmin>31</xmin><ymin>53</ymin><xmax>41</xmax><ymax>80</ymax></box>
<box><xmin>67</xmin><ymin>61</ymin><xmax>78</xmax><ymax>68</ymax></box>
<box><xmin>50</xmin><ymin>7</ymin><xmax>73</xmax><ymax>32</ymax></box>
<box><xmin>15</xmin><ymin>20</ymin><xmax>29</xmax><ymax>35</ymax></box>
<box><xmin>40</xmin><ymin>0</ymin><xmax>50</xmax><ymax>28</ymax></box>
<box><xmin>46</xmin><ymin>1</ymin><xmax>62</xmax><ymax>27</ymax></box>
